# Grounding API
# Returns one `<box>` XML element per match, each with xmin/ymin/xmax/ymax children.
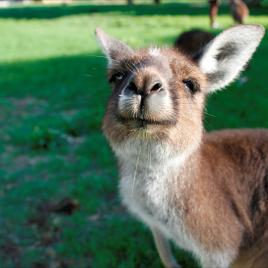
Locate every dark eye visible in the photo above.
<box><xmin>183</xmin><ymin>79</ymin><xmax>199</xmax><ymax>94</ymax></box>
<box><xmin>109</xmin><ymin>72</ymin><xmax>125</xmax><ymax>83</ymax></box>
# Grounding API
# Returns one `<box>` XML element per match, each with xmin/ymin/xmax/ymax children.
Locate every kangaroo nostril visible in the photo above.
<box><xmin>151</xmin><ymin>82</ymin><xmax>163</xmax><ymax>93</ymax></box>
<box><xmin>128</xmin><ymin>82</ymin><xmax>138</xmax><ymax>94</ymax></box>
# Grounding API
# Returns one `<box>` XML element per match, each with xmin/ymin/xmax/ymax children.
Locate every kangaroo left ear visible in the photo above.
<box><xmin>95</xmin><ymin>28</ymin><xmax>134</xmax><ymax>65</ymax></box>
<box><xmin>198</xmin><ymin>25</ymin><xmax>265</xmax><ymax>93</ymax></box>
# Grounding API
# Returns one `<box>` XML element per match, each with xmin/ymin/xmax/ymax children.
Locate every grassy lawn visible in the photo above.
<box><xmin>0</xmin><ymin>1</ymin><xmax>268</xmax><ymax>267</ymax></box>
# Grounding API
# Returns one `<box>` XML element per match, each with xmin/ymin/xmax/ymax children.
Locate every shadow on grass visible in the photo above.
<box><xmin>0</xmin><ymin>52</ymin><xmax>107</xmax><ymax>100</ymax></box>
<box><xmin>0</xmin><ymin>52</ymin><xmax>110</xmax><ymax>148</ymax></box>
<box><xmin>2</xmin><ymin>1</ymin><xmax>268</xmax><ymax>19</ymax></box>
<box><xmin>0</xmin><ymin>1</ymin><xmax>267</xmax><ymax>20</ymax></box>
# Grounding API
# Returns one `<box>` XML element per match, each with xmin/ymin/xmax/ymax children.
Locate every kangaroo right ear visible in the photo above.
<box><xmin>95</xmin><ymin>28</ymin><xmax>134</xmax><ymax>64</ymax></box>
<box><xmin>198</xmin><ymin>25</ymin><xmax>265</xmax><ymax>93</ymax></box>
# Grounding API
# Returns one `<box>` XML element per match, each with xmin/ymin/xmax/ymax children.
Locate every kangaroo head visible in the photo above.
<box><xmin>96</xmin><ymin>25</ymin><xmax>264</xmax><ymax>158</ymax></box>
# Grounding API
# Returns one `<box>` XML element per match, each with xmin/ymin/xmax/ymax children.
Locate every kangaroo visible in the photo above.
<box><xmin>209</xmin><ymin>0</ymin><xmax>220</xmax><ymax>28</ymax></box>
<box><xmin>95</xmin><ymin>25</ymin><xmax>266</xmax><ymax>268</ymax></box>
<box><xmin>209</xmin><ymin>0</ymin><xmax>249</xmax><ymax>28</ymax></box>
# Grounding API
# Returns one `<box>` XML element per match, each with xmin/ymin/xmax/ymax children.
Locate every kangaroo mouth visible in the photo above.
<box><xmin>116</xmin><ymin>114</ymin><xmax>177</xmax><ymax>127</ymax></box>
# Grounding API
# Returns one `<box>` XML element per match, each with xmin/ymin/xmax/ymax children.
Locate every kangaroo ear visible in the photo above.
<box><xmin>198</xmin><ymin>25</ymin><xmax>265</xmax><ymax>93</ymax></box>
<box><xmin>95</xmin><ymin>28</ymin><xmax>134</xmax><ymax>64</ymax></box>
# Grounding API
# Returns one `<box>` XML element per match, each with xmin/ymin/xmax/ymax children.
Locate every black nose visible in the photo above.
<box><xmin>127</xmin><ymin>81</ymin><xmax>163</xmax><ymax>96</ymax></box>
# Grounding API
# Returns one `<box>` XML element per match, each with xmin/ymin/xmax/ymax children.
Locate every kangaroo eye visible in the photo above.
<box><xmin>109</xmin><ymin>72</ymin><xmax>125</xmax><ymax>83</ymax></box>
<box><xmin>115</xmin><ymin>73</ymin><xmax>124</xmax><ymax>80</ymax></box>
<box><xmin>183</xmin><ymin>79</ymin><xmax>199</xmax><ymax>94</ymax></box>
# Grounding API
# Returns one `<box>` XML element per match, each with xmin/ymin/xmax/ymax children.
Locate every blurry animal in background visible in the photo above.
<box><xmin>209</xmin><ymin>0</ymin><xmax>220</xmax><ymax>28</ymax></box>
<box><xmin>96</xmin><ymin>25</ymin><xmax>266</xmax><ymax>268</ymax></box>
<box><xmin>209</xmin><ymin>0</ymin><xmax>249</xmax><ymax>28</ymax></box>
<box><xmin>230</xmin><ymin>0</ymin><xmax>249</xmax><ymax>24</ymax></box>
<box><xmin>174</xmin><ymin>29</ymin><xmax>214</xmax><ymax>61</ymax></box>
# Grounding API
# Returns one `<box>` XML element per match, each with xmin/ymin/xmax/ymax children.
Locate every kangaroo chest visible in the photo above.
<box><xmin>119</xmin><ymin>164</ymin><xmax>236</xmax><ymax>268</ymax></box>
<box><xmin>119</xmin><ymin>162</ymin><xmax>193</xmax><ymax>248</ymax></box>
<box><xmin>116</xmin><ymin>144</ymin><xmax>237</xmax><ymax>268</ymax></box>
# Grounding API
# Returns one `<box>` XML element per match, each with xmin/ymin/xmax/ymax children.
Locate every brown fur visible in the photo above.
<box><xmin>209</xmin><ymin>0</ymin><xmax>249</xmax><ymax>27</ymax></box>
<box><xmin>181</xmin><ymin>130</ymin><xmax>268</xmax><ymax>259</ymax></box>
<box><xmin>209</xmin><ymin>0</ymin><xmax>220</xmax><ymax>27</ymax></box>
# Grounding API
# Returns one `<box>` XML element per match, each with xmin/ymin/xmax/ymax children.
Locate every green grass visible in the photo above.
<box><xmin>0</xmin><ymin>1</ymin><xmax>268</xmax><ymax>267</ymax></box>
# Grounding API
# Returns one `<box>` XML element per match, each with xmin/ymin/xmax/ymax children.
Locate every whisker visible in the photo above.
<box><xmin>132</xmin><ymin>144</ymin><xmax>142</xmax><ymax>196</ymax></box>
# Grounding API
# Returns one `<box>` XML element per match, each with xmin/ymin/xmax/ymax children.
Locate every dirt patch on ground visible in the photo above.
<box><xmin>9</xmin><ymin>97</ymin><xmax>48</xmax><ymax>117</ymax></box>
<box><xmin>0</xmin><ymin>238</ymin><xmax>21</xmax><ymax>267</ymax></box>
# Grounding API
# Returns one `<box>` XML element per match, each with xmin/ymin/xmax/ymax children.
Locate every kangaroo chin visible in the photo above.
<box><xmin>95</xmin><ymin>25</ymin><xmax>267</xmax><ymax>268</ymax></box>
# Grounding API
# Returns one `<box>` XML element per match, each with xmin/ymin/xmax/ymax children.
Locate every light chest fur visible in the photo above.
<box><xmin>119</xmin><ymin>156</ymin><xmax>191</xmax><ymax>243</ymax></box>
<box><xmin>116</xmin><ymin>140</ymin><xmax>188</xmax><ymax>238</ymax></box>
<box><xmin>115</xmin><ymin>140</ymin><xmax>236</xmax><ymax>268</ymax></box>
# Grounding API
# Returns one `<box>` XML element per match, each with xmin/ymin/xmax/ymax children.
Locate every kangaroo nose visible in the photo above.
<box><xmin>127</xmin><ymin>80</ymin><xmax>163</xmax><ymax>96</ymax></box>
<box><xmin>150</xmin><ymin>81</ymin><xmax>163</xmax><ymax>94</ymax></box>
